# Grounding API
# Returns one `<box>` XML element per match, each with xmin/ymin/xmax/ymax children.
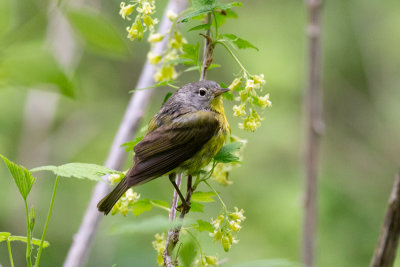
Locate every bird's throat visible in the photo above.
<box><xmin>210</xmin><ymin>96</ymin><xmax>225</xmax><ymax>114</ymax></box>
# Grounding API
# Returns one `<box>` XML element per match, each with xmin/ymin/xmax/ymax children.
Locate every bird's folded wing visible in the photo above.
<box><xmin>128</xmin><ymin>111</ymin><xmax>219</xmax><ymax>185</ymax></box>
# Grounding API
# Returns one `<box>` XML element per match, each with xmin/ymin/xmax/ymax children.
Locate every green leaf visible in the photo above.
<box><xmin>0</xmin><ymin>155</ymin><xmax>36</xmax><ymax>200</ymax></box>
<box><xmin>31</xmin><ymin>163</ymin><xmax>122</xmax><ymax>181</ymax></box>
<box><xmin>0</xmin><ymin>232</ymin><xmax>11</xmax><ymax>243</ymax></box>
<box><xmin>223</xmin><ymin>91</ymin><xmax>234</xmax><ymax>100</ymax></box>
<box><xmin>66</xmin><ymin>8</ymin><xmax>128</xmax><ymax>57</ymax></box>
<box><xmin>190</xmin><ymin>201</ymin><xmax>204</xmax><ymax>212</ymax></box>
<box><xmin>196</xmin><ymin>219</ymin><xmax>214</xmax><ymax>232</ymax></box>
<box><xmin>214</xmin><ymin>141</ymin><xmax>243</xmax><ymax>163</ymax></box>
<box><xmin>188</xmin><ymin>23</ymin><xmax>211</xmax><ymax>32</ymax></box>
<box><xmin>180</xmin><ymin>43</ymin><xmax>200</xmax><ymax>64</ymax></box>
<box><xmin>179</xmin><ymin>2</ymin><xmax>241</xmax><ymax>22</ymax></box>
<box><xmin>8</xmin><ymin>236</ymin><xmax>50</xmax><ymax>248</ymax></box>
<box><xmin>191</xmin><ymin>191</ymin><xmax>215</xmax><ymax>202</ymax></box>
<box><xmin>132</xmin><ymin>199</ymin><xmax>153</xmax><ymax>216</ymax></box>
<box><xmin>222</xmin><ymin>34</ymin><xmax>259</xmax><ymax>51</ymax></box>
<box><xmin>151</xmin><ymin>200</ymin><xmax>170</xmax><ymax>208</ymax></box>
<box><xmin>0</xmin><ymin>42</ymin><xmax>74</xmax><ymax>97</ymax></box>
<box><xmin>121</xmin><ymin>136</ymin><xmax>144</xmax><ymax>152</ymax></box>
<box><xmin>110</xmin><ymin>216</ymin><xmax>179</xmax><ymax>234</ymax></box>
<box><xmin>162</xmin><ymin>92</ymin><xmax>173</xmax><ymax>105</ymax></box>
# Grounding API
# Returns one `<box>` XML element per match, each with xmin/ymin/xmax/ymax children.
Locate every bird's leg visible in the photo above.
<box><xmin>177</xmin><ymin>175</ymin><xmax>194</xmax><ymax>214</ymax></box>
<box><xmin>169</xmin><ymin>173</ymin><xmax>189</xmax><ymax>211</ymax></box>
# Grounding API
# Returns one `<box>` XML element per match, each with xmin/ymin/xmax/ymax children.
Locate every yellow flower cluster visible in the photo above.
<box><xmin>152</xmin><ymin>232</ymin><xmax>166</xmax><ymax>266</ymax></box>
<box><xmin>230</xmin><ymin>74</ymin><xmax>271</xmax><ymax>132</ymax></box>
<box><xmin>110</xmin><ymin>188</ymin><xmax>140</xmax><ymax>216</ymax></box>
<box><xmin>120</xmin><ymin>0</ymin><xmax>159</xmax><ymax>41</ymax></box>
<box><xmin>209</xmin><ymin>207</ymin><xmax>245</xmax><ymax>252</ymax></box>
<box><xmin>212</xmin><ymin>163</ymin><xmax>233</xmax><ymax>186</ymax></box>
<box><xmin>194</xmin><ymin>255</ymin><xmax>218</xmax><ymax>266</ymax></box>
<box><xmin>152</xmin><ymin>31</ymin><xmax>186</xmax><ymax>82</ymax></box>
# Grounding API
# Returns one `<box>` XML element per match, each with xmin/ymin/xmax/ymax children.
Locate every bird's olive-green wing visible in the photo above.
<box><xmin>126</xmin><ymin>111</ymin><xmax>219</xmax><ymax>186</ymax></box>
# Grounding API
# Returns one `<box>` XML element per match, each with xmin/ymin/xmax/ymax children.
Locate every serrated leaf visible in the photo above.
<box><xmin>31</xmin><ymin>163</ymin><xmax>122</xmax><ymax>181</ymax></box>
<box><xmin>188</xmin><ymin>23</ymin><xmax>211</xmax><ymax>32</ymax></box>
<box><xmin>110</xmin><ymin>216</ymin><xmax>179</xmax><ymax>234</ymax></box>
<box><xmin>8</xmin><ymin>236</ymin><xmax>50</xmax><ymax>248</ymax></box>
<box><xmin>222</xmin><ymin>34</ymin><xmax>258</xmax><ymax>51</ymax></box>
<box><xmin>0</xmin><ymin>232</ymin><xmax>11</xmax><ymax>243</ymax></box>
<box><xmin>0</xmin><ymin>155</ymin><xmax>36</xmax><ymax>200</ymax></box>
<box><xmin>66</xmin><ymin>8</ymin><xmax>128</xmax><ymax>57</ymax></box>
<box><xmin>179</xmin><ymin>2</ymin><xmax>241</xmax><ymax>22</ymax></box>
<box><xmin>196</xmin><ymin>219</ymin><xmax>214</xmax><ymax>232</ymax></box>
<box><xmin>0</xmin><ymin>42</ymin><xmax>74</xmax><ymax>97</ymax></box>
<box><xmin>214</xmin><ymin>141</ymin><xmax>243</xmax><ymax>163</ymax></box>
<box><xmin>190</xmin><ymin>201</ymin><xmax>204</xmax><ymax>212</ymax></box>
<box><xmin>191</xmin><ymin>191</ymin><xmax>216</xmax><ymax>202</ymax></box>
<box><xmin>132</xmin><ymin>199</ymin><xmax>153</xmax><ymax>216</ymax></box>
<box><xmin>121</xmin><ymin>136</ymin><xmax>144</xmax><ymax>152</ymax></box>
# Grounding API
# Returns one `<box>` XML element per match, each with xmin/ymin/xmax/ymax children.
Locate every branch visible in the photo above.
<box><xmin>370</xmin><ymin>173</ymin><xmax>400</xmax><ymax>267</ymax></box>
<box><xmin>63</xmin><ymin>1</ymin><xmax>188</xmax><ymax>266</ymax></box>
<box><xmin>303</xmin><ymin>0</ymin><xmax>324</xmax><ymax>267</ymax></box>
<box><xmin>162</xmin><ymin>13</ymin><xmax>214</xmax><ymax>267</ymax></box>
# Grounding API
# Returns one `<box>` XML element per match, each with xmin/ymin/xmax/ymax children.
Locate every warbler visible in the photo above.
<box><xmin>98</xmin><ymin>80</ymin><xmax>230</xmax><ymax>215</ymax></box>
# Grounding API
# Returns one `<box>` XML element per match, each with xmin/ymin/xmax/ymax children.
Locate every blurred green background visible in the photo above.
<box><xmin>1</xmin><ymin>0</ymin><xmax>400</xmax><ymax>266</ymax></box>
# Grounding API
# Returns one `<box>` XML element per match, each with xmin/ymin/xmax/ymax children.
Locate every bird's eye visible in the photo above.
<box><xmin>199</xmin><ymin>88</ymin><xmax>207</xmax><ymax>96</ymax></box>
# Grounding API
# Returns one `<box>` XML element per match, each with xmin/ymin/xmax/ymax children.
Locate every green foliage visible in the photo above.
<box><xmin>121</xmin><ymin>136</ymin><xmax>144</xmax><ymax>152</ymax></box>
<box><xmin>213</xmin><ymin>141</ymin><xmax>243</xmax><ymax>163</ymax></box>
<box><xmin>180</xmin><ymin>43</ymin><xmax>200</xmax><ymax>66</ymax></box>
<box><xmin>190</xmin><ymin>201</ymin><xmax>204</xmax><ymax>213</ymax></box>
<box><xmin>65</xmin><ymin>8</ymin><xmax>128</xmax><ymax>57</ymax></box>
<box><xmin>132</xmin><ymin>199</ymin><xmax>153</xmax><ymax>216</ymax></box>
<box><xmin>178</xmin><ymin>238</ymin><xmax>197</xmax><ymax>267</ymax></box>
<box><xmin>195</xmin><ymin>219</ymin><xmax>214</xmax><ymax>232</ymax></box>
<box><xmin>31</xmin><ymin>163</ymin><xmax>122</xmax><ymax>181</ymax></box>
<box><xmin>223</xmin><ymin>33</ymin><xmax>259</xmax><ymax>51</ymax></box>
<box><xmin>179</xmin><ymin>1</ymin><xmax>241</xmax><ymax>22</ymax></box>
<box><xmin>0</xmin><ymin>42</ymin><xmax>74</xmax><ymax>97</ymax></box>
<box><xmin>188</xmin><ymin>23</ymin><xmax>211</xmax><ymax>32</ymax></box>
<box><xmin>0</xmin><ymin>155</ymin><xmax>36</xmax><ymax>200</ymax></box>
<box><xmin>0</xmin><ymin>232</ymin><xmax>50</xmax><ymax>248</ymax></box>
<box><xmin>191</xmin><ymin>191</ymin><xmax>216</xmax><ymax>202</ymax></box>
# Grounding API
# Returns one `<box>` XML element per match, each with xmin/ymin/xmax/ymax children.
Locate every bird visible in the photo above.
<box><xmin>97</xmin><ymin>80</ymin><xmax>230</xmax><ymax>215</ymax></box>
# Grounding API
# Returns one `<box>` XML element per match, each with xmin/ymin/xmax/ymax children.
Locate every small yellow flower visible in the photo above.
<box><xmin>167</xmin><ymin>10</ymin><xmax>177</xmax><ymax>21</ymax></box>
<box><xmin>239</xmin><ymin>90</ymin><xmax>249</xmax><ymax>102</ymax></box>
<box><xmin>154</xmin><ymin>65</ymin><xmax>177</xmax><ymax>82</ymax></box>
<box><xmin>228</xmin><ymin>78</ymin><xmax>242</xmax><ymax>91</ymax></box>
<box><xmin>233</xmin><ymin>103</ymin><xmax>246</xmax><ymax>117</ymax></box>
<box><xmin>212</xmin><ymin>163</ymin><xmax>233</xmax><ymax>186</ymax></box>
<box><xmin>229</xmin><ymin>220</ymin><xmax>242</xmax><ymax>232</ymax></box>
<box><xmin>152</xmin><ymin>232</ymin><xmax>166</xmax><ymax>266</ymax></box>
<box><xmin>137</xmin><ymin>1</ymin><xmax>155</xmax><ymax>15</ymax></box>
<box><xmin>119</xmin><ymin>2</ymin><xmax>135</xmax><ymax>20</ymax></box>
<box><xmin>230</xmin><ymin>207</ymin><xmax>246</xmax><ymax>222</ymax></box>
<box><xmin>142</xmin><ymin>15</ymin><xmax>158</xmax><ymax>30</ymax></box>
<box><xmin>108</xmin><ymin>173</ymin><xmax>123</xmax><ymax>185</ymax></box>
<box><xmin>170</xmin><ymin>32</ymin><xmax>186</xmax><ymax>49</ymax></box>
<box><xmin>209</xmin><ymin>229</ymin><xmax>223</xmax><ymax>242</ymax></box>
<box><xmin>258</xmin><ymin>93</ymin><xmax>272</xmax><ymax>109</ymax></box>
<box><xmin>253</xmin><ymin>74</ymin><xmax>266</xmax><ymax>86</ymax></box>
<box><xmin>126</xmin><ymin>18</ymin><xmax>143</xmax><ymax>41</ymax></box>
<box><xmin>147</xmin><ymin>52</ymin><xmax>162</xmax><ymax>64</ymax></box>
<box><xmin>211</xmin><ymin>214</ymin><xmax>224</xmax><ymax>229</ymax></box>
<box><xmin>205</xmin><ymin>255</ymin><xmax>218</xmax><ymax>266</ymax></box>
<box><xmin>148</xmin><ymin>33</ymin><xmax>164</xmax><ymax>43</ymax></box>
<box><xmin>239</xmin><ymin>113</ymin><xmax>261</xmax><ymax>132</ymax></box>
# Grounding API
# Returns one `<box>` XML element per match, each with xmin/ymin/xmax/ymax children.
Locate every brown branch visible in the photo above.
<box><xmin>162</xmin><ymin>12</ymin><xmax>214</xmax><ymax>267</ymax></box>
<box><xmin>303</xmin><ymin>0</ymin><xmax>324</xmax><ymax>267</ymax></box>
<box><xmin>370</xmin><ymin>173</ymin><xmax>400</xmax><ymax>267</ymax></box>
<box><xmin>63</xmin><ymin>1</ymin><xmax>188</xmax><ymax>266</ymax></box>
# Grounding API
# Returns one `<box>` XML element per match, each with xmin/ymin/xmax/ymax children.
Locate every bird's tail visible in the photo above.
<box><xmin>97</xmin><ymin>178</ymin><xmax>129</xmax><ymax>215</ymax></box>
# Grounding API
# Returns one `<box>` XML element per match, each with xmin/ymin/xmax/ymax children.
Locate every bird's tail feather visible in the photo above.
<box><xmin>97</xmin><ymin>178</ymin><xmax>129</xmax><ymax>215</ymax></box>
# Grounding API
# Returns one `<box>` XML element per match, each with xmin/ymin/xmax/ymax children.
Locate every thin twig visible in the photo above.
<box><xmin>162</xmin><ymin>13</ymin><xmax>213</xmax><ymax>267</ymax></box>
<box><xmin>370</xmin><ymin>173</ymin><xmax>400</xmax><ymax>267</ymax></box>
<box><xmin>303</xmin><ymin>0</ymin><xmax>324</xmax><ymax>267</ymax></box>
<box><xmin>63</xmin><ymin>1</ymin><xmax>188</xmax><ymax>266</ymax></box>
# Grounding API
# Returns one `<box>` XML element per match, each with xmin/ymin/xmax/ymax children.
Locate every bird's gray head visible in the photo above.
<box><xmin>171</xmin><ymin>80</ymin><xmax>229</xmax><ymax>110</ymax></box>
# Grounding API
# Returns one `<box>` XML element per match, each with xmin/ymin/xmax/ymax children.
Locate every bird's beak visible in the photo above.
<box><xmin>215</xmin><ymin>88</ymin><xmax>230</xmax><ymax>96</ymax></box>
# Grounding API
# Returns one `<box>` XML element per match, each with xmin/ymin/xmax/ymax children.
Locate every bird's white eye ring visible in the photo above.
<box><xmin>199</xmin><ymin>88</ymin><xmax>207</xmax><ymax>96</ymax></box>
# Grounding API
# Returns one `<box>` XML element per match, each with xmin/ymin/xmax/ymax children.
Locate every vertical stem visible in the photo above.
<box><xmin>169</xmin><ymin>173</ymin><xmax>182</xmax><ymax>221</ymax></box>
<box><xmin>303</xmin><ymin>0</ymin><xmax>323</xmax><ymax>267</ymax></box>
<box><xmin>200</xmin><ymin>13</ymin><xmax>212</xmax><ymax>81</ymax></box>
<box><xmin>7</xmin><ymin>239</ymin><xmax>15</xmax><ymax>267</ymax></box>
<box><xmin>370</xmin><ymin>173</ymin><xmax>400</xmax><ymax>267</ymax></box>
<box><xmin>24</xmin><ymin>200</ymin><xmax>32</xmax><ymax>267</ymax></box>
<box><xmin>35</xmin><ymin>176</ymin><xmax>60</xmax><ymax>267</ymax></box>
